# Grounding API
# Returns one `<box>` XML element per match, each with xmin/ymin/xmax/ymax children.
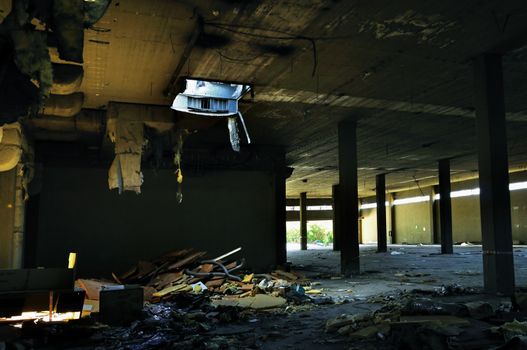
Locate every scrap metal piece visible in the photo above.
<box><xmin>238</xmin><ymin>112</ymin><xmax>251</xmax><ymax>144</ymax></box>
<box><xmin>185</xmin><ymin>259</ymin><xmax>246</xmax><ymax>282</ymax></box>
<box><xmin>213</xmin><ymin>247</ymin><xmax>242</xmax><ymax>262</ymax></box>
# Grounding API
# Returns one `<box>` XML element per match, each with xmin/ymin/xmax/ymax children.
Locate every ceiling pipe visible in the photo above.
<box><xmin>25</xmin><ymin>110</ymin><xmax>104</xmax><ymax>141</ymax></box>
<box><xmin>0</xmin><ymin>123</ymin><xmax>23</xmax><ymax>172</ymax></box>
<box><xmin>51</xmin><ymin>63</ymin><xmax>84</xmax><ymax>95</ymax></box>
<box><xmin>39</xmin><ymin>92</ymin><xmax>84</xmax><ymax>117</ymax></box>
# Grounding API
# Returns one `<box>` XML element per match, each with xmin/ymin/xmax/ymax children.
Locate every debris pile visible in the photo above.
<box><xmin>76</xmin><ymin>248</ymin><xmax>318</xmax><ymax>312</ymax></box>
<box><xmin>325</xmin><ymin>288</ymin><xmax>527</xmax><ymax>350</ymax></box>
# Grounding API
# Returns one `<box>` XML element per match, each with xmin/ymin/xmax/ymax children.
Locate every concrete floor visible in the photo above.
<box><xmin>206</xmin><ymin>244</ymin><xmax>526</xmax><ymax>349</ymax></box>
<box><xmin>16</xmin><ymin>245</ymin><xmax>525</xmax><ymax>349</ymax></box>
<box><xmin>287</xmin><ymin>244</ymin><xmax>527</xmax><ymax>300</ymax></box>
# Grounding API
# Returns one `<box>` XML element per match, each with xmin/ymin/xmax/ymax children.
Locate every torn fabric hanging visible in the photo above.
<box><xmin>107</xmin><ymin>119</ymin><xmax>145</xmax><ymax>194</ymax></box>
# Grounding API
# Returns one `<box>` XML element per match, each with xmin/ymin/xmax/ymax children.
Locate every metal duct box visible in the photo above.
<box><xmin>171</xmin><ymin>79</ymin><xmax>250</xmax><ymax>116</ymax></box>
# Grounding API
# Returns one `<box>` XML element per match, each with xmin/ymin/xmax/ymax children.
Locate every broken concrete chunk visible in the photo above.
<box><xmin>464</xmin><ymin>301</ymin><xmax>494</xmax><ymax>320</ymax></box>
<box><xmin>513</xmin><ymin>292</ymin><xmax>527</xmax><ymax>311</ymax></box>
<box><xmin>326</xmin><ymin>313</ymin><xmax>372</xmax><ymax>333</ymax></box>
<box><xmin>350</xmin><ymin>324</ymin><xmax>391</xmax><ymax>339</ymax></box>
<box><xmin>494</xmin><ymin>320</ymin><xmax>527</xmax><ymax>342</ymax></box>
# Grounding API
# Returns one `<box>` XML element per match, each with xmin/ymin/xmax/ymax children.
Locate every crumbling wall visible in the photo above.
<box><xmin>34</xmin><ymin>167</ymin><xmax>278</xmax><ymax>276</ymax></box>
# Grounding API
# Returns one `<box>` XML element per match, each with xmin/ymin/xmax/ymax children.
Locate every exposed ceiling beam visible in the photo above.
<box><xmin>254</xmin><ymin>87</ymin><xmax>527</xmax><ymax>122</ymax></box>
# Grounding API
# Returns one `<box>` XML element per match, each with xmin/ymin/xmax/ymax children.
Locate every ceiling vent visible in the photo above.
<box><xmin>171</xmin><ymin>79</ymin><xmax>250</xmax><ymax>116</ymax></box>
<box><xmin>171</xmin><ymin>79</ymin><xmax>252</xmax><ymax>152</ymax></box>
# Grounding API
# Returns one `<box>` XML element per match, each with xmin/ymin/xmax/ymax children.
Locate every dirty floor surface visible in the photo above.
<box><xmin>6</xmin><ymin>244</ymin><xmax>527</xmax><ymax>349</ymax></box>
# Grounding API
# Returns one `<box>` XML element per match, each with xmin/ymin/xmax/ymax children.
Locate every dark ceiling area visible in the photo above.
<box><xmin>2</xmin><ymin>0</ymin><xmax>527</xmax><ymax>197</ymax></box>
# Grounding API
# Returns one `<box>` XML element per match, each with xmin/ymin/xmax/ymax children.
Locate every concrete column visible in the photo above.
<box><xmin>389</xmin><ymin>193</ymin><xmax>396</xmax><ymax>243</ymax></box>
<box><xmin>376</xmin><ymin>174</ymin><xmax>387</xmax><ymax>252</ymax></box>
<box><xmin>0</xmin><ymin>168</ymin><xmax>17</xmax><ymax>268</ymax></box>
<box><xmin>12</xmin><ymin>164</ymin><xmax>26</xmax><ymax>268</ymax></box>
<box><xmin>438</xmin><ymin>159</ymin><xmax>453</xmax><ymax>254</ymax></box>
<box><xmin>473</xmin><ymin>53</ymin><xmax>514</xmax><ymax>295</ymax></box>
<box><xmin>274</xmin><ymin>153</ymin><xmax>287</xmax><ymax>265</ymax></box>
<box><xmin>300</xmin><ymin>192</ymin><xmax>308</xmax><ymax>250</ymax></box>
<box><xmin>338</xmin><ymin>121</ymin><xmax>360</xmax><ymax>276</ymax></box>
<box><xmin>332</xmin><ymin>184</ymin><xmax>341</xmax><ymax>251</ymax></box>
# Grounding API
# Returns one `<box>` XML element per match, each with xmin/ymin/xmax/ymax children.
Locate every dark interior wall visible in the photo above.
<box><xmin>34</xmin><ymin>166</ymin><xmax>277</xmax><ymax>277</ymax></box>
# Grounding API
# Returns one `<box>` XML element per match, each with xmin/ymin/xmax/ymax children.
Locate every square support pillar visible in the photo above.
<box><xmin>376</xmin><ymin>174</ymin><xmax>387</xmax><ymax>252</ymax></box>
<box><xmin>300</xmin><ymin>192</ymin><xmax>308</xmax><ymax>250</ymax></box>
<box><xmin>332</xmin><ymin>184</ymin><xmax>341</xmax><ymax>251</ymax></box>
<box><xmin>473</xmin><ymin>53</ymin><xmax>514</xmax><ymax>295</ymax></box>
<box><xmin>438</xmin><ymin>159</ymin><xmax>453</xmax><ymax>254</ymax></box>
<box><xmin>338</xmin><ymin>121</ymin><xmax>360</xmax><ymax>276</ymax></box>
<box><xmin>274</xmin><ymin>153</ymin><xmax>287</xmax><ymax>266</ymax></box>
<box><xmin>389</xmin><ymin>193</ymin><xmax>396</xmax><ymax>243</ymax></box>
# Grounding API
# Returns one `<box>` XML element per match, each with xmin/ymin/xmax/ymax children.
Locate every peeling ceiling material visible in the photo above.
<box><xmin>52</xmin><ymin>0</ymin><xmax>85</xmax><ymax>63</ymax></box>
<box><xmin>0</xmin><ymin>0</ymin><xmax>111</xmax><ymax>121</ymax></box>
<box><xmin>25</xmin><ymin>109</ymin><xmax>104</xmax><ymax>142</ymax></box>
<box><xmin>51</xmin><ymin>63</ymin><xmax>84</xmax><ymax>95</ymax></box>
<box><xmin>40</xmin><ymin>92</ymin><xmax>84</xmax><ymax>117</ymax></box>
<box><xmin>358</xmin><ymin>10</ymin><xmax>457</xmax><ymax>48</ymax></box>
<box><xmin>4</xmin><ymin>0</ymin><xmax>527</xmax><ymax>198</ymax></box>
<box><xmin>107</xmin><ymin>114</ymin><xmax>145</xmax><ymax>195</ymax></box>
<box><xmin>106</xmin><ymin>102</ymin><xmax>177</xmax><ymax>194</ymax></box>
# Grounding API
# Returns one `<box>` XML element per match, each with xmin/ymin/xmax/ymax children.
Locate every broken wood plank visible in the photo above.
<box><xmin>167</xmin><ymin>251</ymin><xmax>206</xmax><ymax>271</ymax></box>
<box><xmin>153</xmin><ymin>284</ymin><xmax>192</xmax><ymax>297</ymax></box>
<box><xmin>148</xmin><ymin>272</ymin><xmax>183</xmax><ymax>289</ymax></box>
<box><xmin>77</xmin><ymin>279</ymin><xmax>118</xmax><ymax>300</ymax></box>
<box><xmin>272</xmin><ymin>270</ymin><xmax>299</xmax><ymax>281</ymax></box>
<box><xmin>205</xmin><ymin>278</ymin><xmax>225</xmax><ymax>288</ymax></box>
<box><xmin>152</xmin><ymin>248</ymin><xmax>193</xmax><ymax>264</ymax></box>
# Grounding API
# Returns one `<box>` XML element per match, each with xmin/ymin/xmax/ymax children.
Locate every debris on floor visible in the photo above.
<box><xmin>4</xmin><ymin>246</ymin><xmax>527</xmax><ymax>349</ymax></box>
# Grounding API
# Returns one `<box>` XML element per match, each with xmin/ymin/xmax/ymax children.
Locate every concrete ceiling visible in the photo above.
<box><xmin>77</xmin><ymin>0</ymin><xmax>527</xmax><ymax>197</ymax></box>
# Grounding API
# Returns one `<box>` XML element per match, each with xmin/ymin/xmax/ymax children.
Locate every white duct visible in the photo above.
<box><xmin>40</xmin><ymin>92</ymin><xmax>84</xmax><ymax>117</ymax></box>
<box><xmin>0</xmin><ymin>123</ymin><xmax>23</xmax><ymax>172</ymax></box>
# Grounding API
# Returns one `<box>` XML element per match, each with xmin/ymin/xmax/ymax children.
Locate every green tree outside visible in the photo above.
<box><xmin>286</xmin><ymin>223</ymin><xmax>333</xmax><ymax>245</ymax></box>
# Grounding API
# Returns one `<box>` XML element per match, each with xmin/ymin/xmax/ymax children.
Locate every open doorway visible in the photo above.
<box><xmin>286</xmin><ymin>220</ymin><xmax>333</xmax><ymax>251</ymax></box>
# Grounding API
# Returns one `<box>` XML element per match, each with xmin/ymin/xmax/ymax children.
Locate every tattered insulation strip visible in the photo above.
<box><xmin>108</xmin><ymin>120</ymin><xmax>145</xmax><ymax>194</ymax></box>
<box><xmin>227</xmin><ymin>113</ymin><xmax>251</xmax><ymax>152</ymax></box>
<box><xmin>227</xmin><ymin>117</ymin><xmax>240</xmax><ymax>152</ymax></box>
<box><xmin>174</xmin><ymin>129</ymin><xmax>187</xmax><ymax>203</ymax></box>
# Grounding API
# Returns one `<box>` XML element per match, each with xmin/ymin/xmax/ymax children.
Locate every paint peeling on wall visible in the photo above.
<box><xmin>359</xmin><ymin>10</ymin><xmax>456</xmax><ymax>48</ymax></box>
